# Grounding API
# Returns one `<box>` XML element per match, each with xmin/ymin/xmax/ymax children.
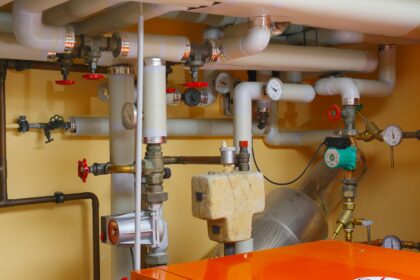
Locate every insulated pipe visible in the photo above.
<box><xmin>315</xmin><ymin>45</ymin><xmax>396</xmax><ymax>103</ymax></box>
<box><xmin>68</xmin><ymin>117</ymin><xmax>266</xmax><ymax>138</ymax></box>
<box><xmin>264</xmin><ymin>102</ymin><xmax>334</xmax><ymax>147</ymax></box>
<box><xmin>76</xmin><ymin>3</ymin><xmax>186</xmax><ymax>36</ymax></box>
<box><xmin>12</xmin><ymin>0</ymin><xmax>75</xmax><ymax>53</ymax></box>
<box><xmin>204</xmin><ymin>44</ymin><xmax>378</xmax><ymax>73</ymax></box>
<box><xmin>0</xmin><ymin>33</ymin><xmax>50</xmax><ymax>61</ymax></box>
<box><xmin>215</xmin><ymin>0</ymin><xmax>420</xmax><ymax>39</ymax></box>
<box><xmin>217</xmin><ymin>16</ymin><xmax>272</xmax><ymax>60</ymax></box>
<box><xmin>115</xmin><ymin>32</ymin><xmax>191</xmax><ymax>62</ymax></box>
<box><xmin>143</xmin><ymin>58</ymin><xmax>167</xmax><ymax>143</ymax></box>
<box><xmin>0</xmin><ymin>12</ymin><xmax>12</xmax><ymax>33</ymax></box>
<box><xmin>287</xmin><ymin>29</ymin><xmax>420</xmax><ymax>46</ymax></box>
<box><xmin>233</xmin><ymin>82</ymin><xmax>266</xmax><ymax>154</ymax></box>
<box><xmin>108</xmin><ymin>65</ymin><xmax>135</xmax><ymax>279</ymax></box>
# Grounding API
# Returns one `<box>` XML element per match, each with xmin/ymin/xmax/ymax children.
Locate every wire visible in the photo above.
<box><xmin>252</xmin><ymin>140</ymin><xmax>325</xmax><ymax>186</ymax></box>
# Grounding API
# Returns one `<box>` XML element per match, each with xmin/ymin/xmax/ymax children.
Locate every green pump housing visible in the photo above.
<box><xmin>324</xmin><ymin>146</ymin><xmax>357</xmax><ymax>171</ymax></box>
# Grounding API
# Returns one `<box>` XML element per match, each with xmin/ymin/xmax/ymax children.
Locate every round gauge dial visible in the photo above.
<box><xmin>265</xmin><ymin>77</ymin><xmax>283</xmax><ymax>101</ymax></box>
<box><xmin>382</xmin><ymin>235</ymin><xmax>402</xmax><ymax>250</ymax></box>
<box><xmin>121</xmin><ymin>102</ymin><xmax>137</xmax><ymax>130</ymax></box>
<box><xmin>382</xmin><ymin>125</ymin><xmax>403</xmax><ymax>147</ymax></box>
<box><xmin>214</xmin><ymin>72</ymin><xmax>232</xmax><ymax>94</ymax></box>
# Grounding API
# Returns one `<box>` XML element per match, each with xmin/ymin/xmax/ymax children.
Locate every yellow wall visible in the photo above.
<box><xmin>2</xmin><ymin>17</ymin><xmax>420</xmax><ymax>280</ymax></box>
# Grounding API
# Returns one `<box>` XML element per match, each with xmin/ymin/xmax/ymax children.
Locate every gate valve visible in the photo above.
<box><xmin>327</xmin><ymin>104</ymin><xmax>342</xmax><ymax>121</ymax></box>
<box><xmin>78</xmin><ymin>158</ymin><xmax>90</xmax><ymax>183</ymax></box>
<box><xmin>183</xmin><ymin>81</ymin><xmax>208</xmax><ymax>88</ymax></box>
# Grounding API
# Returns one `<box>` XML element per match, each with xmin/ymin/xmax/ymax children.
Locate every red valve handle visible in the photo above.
<box><xmin>78</xmin><ymin>158</ymin><xmax>89</xmax><ymax>183</ymax></box>
<box><xmin>55</xmin><ymin>80</ymin><xmax>76</xmax><ymax>85</ymax></box>
<box><xmin>166</xmin><ymin>88</ymin><xmax>177</xmax><ymax>94</ymax></box>
<box><xmin>82</xmin><ymin>73</ymin><xmax>105</xmax><ymax>80</ymax></box>
<box><xmin>327</xmin><ymin>104</ymin><xmax>342</xmax><ymax>121</ymax></box>
<box><xmin>183</xmin><ymin>81</ymin><xmax>208</xmax><ymax>88</ymax></box>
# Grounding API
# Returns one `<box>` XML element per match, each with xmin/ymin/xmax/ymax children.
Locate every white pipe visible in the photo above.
<box><xmin>218</xmin><ymin>16</ymin><xmax>271</xmax><ymax>60</ymax></box>
<box><xmin>68</xmin><ymin>117</ymin><xmax>266</xmax><ymax>137</ymax></box>
<box><xmin>12</xmin><ymin>0</ymin><xmax>75</xmax><ymax>53</ymax></box>
<box><xmin>264</xmin><ymin>102</ymin><xmax>334</xmax><ymax>146</ymax></box>
<box><xmin>287</xmin><ymin>29</ymin><xmax>420</xmax><ymax>46</ymax></box>
<box><xmin>204</xmin><ymin>44</ymin><xmax>378</xmax><ymax>73</ymax></box>
<box><xmin>75</xmin><ymin>3</ymin><xmax>186</xmax><ymax>35</ymax></box>
<box><xmin>0</xmin><ymin>12</ymin><xmax>12</xmax><ymax>33</ymax></box>
<box><xmin>134</xmin><ymin>14</ymin><xmax>144</xmax><ymax>272</ymax></box>
<box><xmin>315</xmin><ymin>45</ymin><xmax>396</xmax><ymax>103</ymax></box>
<box><xmin>233</xmin><ymin>82</ymin><xmax>267</xmax><ymax>154</ymax></box>
<box><xmin>0</xmin><ymin>33</ymin><xmax>49</xmax><ymax>61</ymax></box>
<box><xmin>215</xmin><ymin>0</ymin><xmax>420</xmax><ymax>39</ymax></box>
<box><xmin>115</xmin><ymin>33</ymin><xmax>190</xmax><ymax>62</ymax></box>
<box><xmin>108</xmin><ymin>66</ymin><xmax>135</xmax><ymax>279</ymax></box>
<box><xmin>143</xmin><ymin>58</ymin><xmax>167</xmax><ymax>143</ymax></box>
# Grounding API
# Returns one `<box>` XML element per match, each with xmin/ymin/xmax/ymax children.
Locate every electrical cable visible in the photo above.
<box><xmin>252</xmin><ymin>139</ymin><xmax>325</xmax><ymax>186</ymax></box>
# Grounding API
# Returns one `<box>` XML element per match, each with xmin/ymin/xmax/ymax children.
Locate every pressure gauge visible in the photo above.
<box><xmin>121</xmin><ymin>102</ymin><xmax>137</xmax><ymax>130</ymax></box>
<box><xmin>382</xmin><ymin>235</ymin><xmax>402</xmax><ymax>250</ymax></box>
<box><xmin>214</xmin><ymin>72</ymin><xmax>232</xmax><ymax>94</ymax></box>
<box><xmin>382</xmin><ymin>125</ymin><xmax>403</xmax><ymax>147</ymax></box>
<box><xmin>265</xmin><ymin>77</ymin><xmax>283</xmax><ymax>101</ymax></box>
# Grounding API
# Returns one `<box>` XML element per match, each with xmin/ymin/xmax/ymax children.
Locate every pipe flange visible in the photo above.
<box><xmin>145</xmin><ymin>57</ymin><xmax>165</xmax><ymax>67</ymax></box>
<box><xmin>112</xmin><ymin>31</ymin><xmax>131</xmax><ymax>58</ymax></box>
<box><xmin>181</xmin><ymin>44</ymin><xmax>191</xmax><ymax>63</ymax></box>
<box><xmin>143</xmin><ymin>136</ymin><xmax>167</xmax><ymax>144</ymax></box>
<box><xmin>108</xmin><ymin>65</ymin><xmax>134</xmax><ymax>75</ymax></box>
<box><xmin>64</xmin><ymin>27</ymin><xmax>76</xmax><ymax>54</ymax></box>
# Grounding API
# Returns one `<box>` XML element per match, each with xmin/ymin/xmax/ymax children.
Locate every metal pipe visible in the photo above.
<box><xmin>0</xmin><ymin>60</ymin><xmax>7</xmax><ymax>201</ymax></box>
<box><xmin>163</xmin><ymin>156</ymin><xmax>221</xmax><ymax>165</ymax></box>
<box><xmin>0</xmin><ymin>192</ymin><xmax>100</xmax><ymax>280</ymax></box>
<box><xmin>134</xmin><ymin>14</ymin><xmax>144</xmax><ymax>272</ymax></box>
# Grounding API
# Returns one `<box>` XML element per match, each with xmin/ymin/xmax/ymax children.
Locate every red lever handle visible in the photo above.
<box><xmin>78</xmin><ymin>158</ymin><xmax>89</xmax><ymax>183</ymax></box>
<box><xmin>55</xmin><ymin>80</ymin><xmax>76</xmax><ymax>86</ymax></box>
<box><xmin>183</xmin><ymin>81</ymin><xmax>208</xmax><ymax>88</ymax></box>
<box><xmin>82</xmin><ymin>73</ymin><xmax>105</xmax><ymax>80</ymax></box>
<box><xmin>327</xmin><ymin>104</ymin><xmax>342</xmax><ymax>121</ymax></box>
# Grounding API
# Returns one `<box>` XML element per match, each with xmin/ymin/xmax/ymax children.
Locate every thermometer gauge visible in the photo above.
<box><xmin>214</xmin><ymin>72</ymin><xmax>232</xmax><ymax>94</ymax></box>
<box><xmin>265</xmin><ymin>77</ymin><xmax>283</xmax><ymax>101</ymax></box>
<box><xmin>382</xmin><ymin>235</ymin><xmax>402</xmax><ymax>250</ymax></box>
<box><xmin>382</xmin><ymin>125</ymin><xmax>403</xmax><ymax>147</ymax></box>
<box><xmin>121</xmin><ymin>102</ymin><xmax>137</xmax><ymax>130</ymax></box>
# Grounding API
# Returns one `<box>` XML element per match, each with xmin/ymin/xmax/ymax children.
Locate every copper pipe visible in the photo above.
<box><xmin>0</xmin><ymin>61</ymin><xmax>7</xmax><ymax>201</ymax></box>
<box><xmin>106</xmin><ymin>164</ymin><xmax>135</xmax><ymax>174</ymax></box>
<box><xmin>0</xmin><ymin>192</ymin><xmax>100</xmax><ymax>280</ymax></box>
<box><xmin>163</xmin><ymin>156</ymin><xmax>221</xmax><ymax>165</ymax></box>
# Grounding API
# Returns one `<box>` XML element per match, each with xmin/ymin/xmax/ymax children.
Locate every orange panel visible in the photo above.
<box><xmin>132</xmin><ymin>241</ymin><xmax>420</xmax><ymax>280</ymax></box>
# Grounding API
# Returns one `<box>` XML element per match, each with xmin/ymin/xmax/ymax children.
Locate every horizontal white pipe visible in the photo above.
<box><xmin>0</xmin><ymin>33</ymin><xmax>49</xmax><ymax>61</ymax></box>
<box><xmin>315</xmin><ymin>45</ymin><xmax>396</xmax><ymax>102</ymax></box>
<box><xmin>115</xmin><ymin>33</ymin><xmax>190</xmax><ymax>62</ymax></box>
<box><xmin>13</xmin><ymin>0</ymin><xmax>74</xmax><ymax>52</ymax></box>
<box><xmin>75</xmin><ymin>3</ymin><xmax>186</xmax><ymax>35</ymax></box>
<box><xmin>205</xmin><ymin>44</ymin><xmax>377</xmax><ymax>73</ymax></box>
<box><xmin>218</xmin><ymin>18</ymin><xmax>271</xmax><ymax>60</ymax></box>
<box><xmin>264</xmin><ymin>102</ymin><xmax>334</xmax><ymax>147</ymax></box>
<box><xmin>0</xmin><ymin>12</ymin><xmax>12</xmax><ymax>33</ymax></box>
<box><xmin>215</xmin><ymin>0</ymin><xmax>420</xmax><ymax>39</ymax></box>
<box><xmin>68</xmin><ymin>117</ymin><xmax>265</xmax><ymax>138</ymax></box>
<box><xmin>287</xmin><ymin>29</ymin><xmax>420</xmax><ymax>46</ymax></box>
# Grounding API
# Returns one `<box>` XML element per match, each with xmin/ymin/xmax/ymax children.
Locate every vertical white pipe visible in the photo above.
<box><xmin>108</xmin><ymin>65</ymin><xmax>135</xmax><ymax>279</ymax></box>
<box><xmin>143</xmin><ymin>58</ymin><xmax>167</xmax><ymax>143</ymax></box>
<box><xmin>134</xmin><ymin>14</ymin><xmax>144</xmax><ymax>271</ymax></box>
